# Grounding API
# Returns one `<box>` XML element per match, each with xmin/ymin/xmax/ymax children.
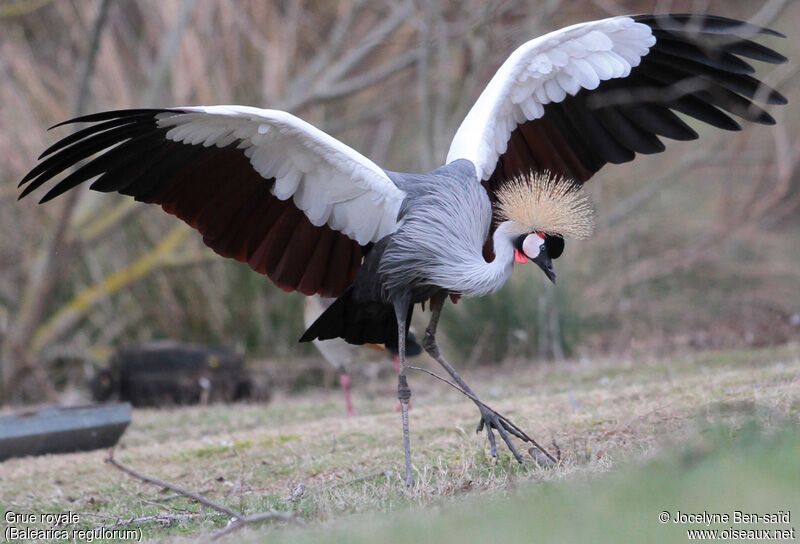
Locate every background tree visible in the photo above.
<box><xmin>0</xmin><ymin>0</ymin><xmax>797</xmax><ymax>404</ymax></box>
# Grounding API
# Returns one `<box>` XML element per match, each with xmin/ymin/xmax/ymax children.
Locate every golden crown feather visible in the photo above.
<box><xmin>494</xmin><ymin>170</ymin><xmax>595</xmax><ymax>239</ymax></box>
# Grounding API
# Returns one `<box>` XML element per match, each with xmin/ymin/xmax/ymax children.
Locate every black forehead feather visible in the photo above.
<box><xmin>545</xmin><ymin>234</ymin><xmax>564</xmax><ymax>259</ymax></box>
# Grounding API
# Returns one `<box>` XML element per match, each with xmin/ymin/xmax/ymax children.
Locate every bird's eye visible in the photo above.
<box><xmin>545</xmin><ymin>235</ymin><xmax>564</xmax><ymax>259</ymax></box>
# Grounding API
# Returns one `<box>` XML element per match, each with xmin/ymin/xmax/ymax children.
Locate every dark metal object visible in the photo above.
<box><xmin>0</xmin><ymin>403</ymin><xmax>130</xmax><ymax>461</ymax></box>
<box><xmin>91</xmin><ymin>342</ymin><xmax>260</xmax><ymax>407</ymax></box>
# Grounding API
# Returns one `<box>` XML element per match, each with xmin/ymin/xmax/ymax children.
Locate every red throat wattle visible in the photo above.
<box><xmin>514</xmin><ymin>249</ymin><xmax>528</xmax><ymax>264</ymax></box>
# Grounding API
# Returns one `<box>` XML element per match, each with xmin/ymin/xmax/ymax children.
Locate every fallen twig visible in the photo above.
<box><xmin>314</xmin><ymin>470</ymin><xmax>395</xmax><ymax>493</ymax></box>
<box><xmin>105</xmin><ymin>449</ymin><xmax>299</xmax><ymax>540</ymax></box>
<box><xmin>106</xmin><ymin>450</ymin><xmax>240</xmax><ymax>518</ymax></box>
<box><xmin>210</xmin><ymin>510</ymin><xmax>299</xmax><ymax>540</ymax></box>
<box><xmin>407</xmin><ymin>366</ymin><xmax>559</xmax><ymax>466</ymax></box>
<box><xmin>97</xmin><ymin>513</ymin><xmax>209</xmax><ymax>529</ymax></box>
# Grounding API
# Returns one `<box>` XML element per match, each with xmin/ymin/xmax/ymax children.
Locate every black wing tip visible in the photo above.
<box><xmin>47</xmin><ymin>108</ymin><xmax>183</xmax><ymax>130</ymax></box>
<box><xmin>38</xmin><ymin>188</ymin><xmax>62</xmax><ymax>204</ymax></box>
<box><xmin>739</xmin><ymin>50</ymin><xmax>788</xmax><ymax>66</ymax></box>
<box><xmin>18</xmin><ymin>178</ymin><xmax>40</xmax><ymax>199</ymax></box>
<box><xmin>24</xmin><ymin>109</ymin><xmax>186</xmax><ymax>202</ymax></box>
<box><xmin>772</xmin><ymin>92</ymin><xmax>788</xmax><ymax>106</ymax></box>
<box><xmin>299</xmin><ymin>315</ymin><xmax>322</xmax><ymax>343</ymax></box>
<box><xmin>759</xmin><ymin>114</ymin><xmax>777</xmax><ymax>126</ymax></box>
<box><xmin>633</xmin><ymin>13</ymin><xmax>785</xmax><ymax>38</ymax></box>
<box><xmin>19</xmin><ymin>170</ymin><xmax>37</xmax><ymax>186</ymax></box>
<box><xmin>755</xmin><ymin>25</ymin><xmax>786</xmax><ymax>39</ymax></box>
<box><xmin>298</xmin><ymin>320</ymin><xmax>316</xmax><ymax>342</ymax></box>
<box><xmin>17</xmin><ymin>172</ymin><xmax>52</xmax><ymax>201</ymax></box>
<box><xmin>761</xmin><ymin>50</ymin><xmax>789</xmax><ymax>65</ymax></box>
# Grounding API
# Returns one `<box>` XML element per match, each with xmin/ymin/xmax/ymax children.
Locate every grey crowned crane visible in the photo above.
<box><xmin>19</xmin><ymin>14</ymin><xmax>786</xmax><ymax>486</ymax></box>
<box><xmin>304</xmin><ymin>295</ymin><xmax>422</xmax><ymax>417</ymax></box>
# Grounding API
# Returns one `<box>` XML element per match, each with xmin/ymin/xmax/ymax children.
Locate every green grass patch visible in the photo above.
<box><xmin>261</xmin><ymin>422</ymin><xmax>800</xmax><ymax>544</ymax></box>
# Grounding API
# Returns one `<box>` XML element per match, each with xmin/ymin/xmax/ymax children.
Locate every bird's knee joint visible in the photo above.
<box><xmin>397</xmin><ymin>375</ymin><xmax>411</xmax><ymax>402</ymax></box>
<box><xmin>397</xmin><ymin>387</ymin><xmax>411</xmax><ymax>402</ymax></box>
<box><xmin>422</xmin><ymin>332</ymin><xmax>437</xmax><ymax>354</ymax></box>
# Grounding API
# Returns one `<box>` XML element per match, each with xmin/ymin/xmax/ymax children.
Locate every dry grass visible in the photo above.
<box><xmin>2</xmin><ymin>344</ymin><xmax>798</xmax><ymax>542</ymax></box>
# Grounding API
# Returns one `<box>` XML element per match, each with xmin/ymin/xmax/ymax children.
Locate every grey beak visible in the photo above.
<box><xmin>533</xmin><ymin>251</ymin><xmax>557</xmax><ymax>285</ymax></box>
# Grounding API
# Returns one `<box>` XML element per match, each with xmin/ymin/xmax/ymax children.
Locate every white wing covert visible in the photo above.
<box><xmin>159</xmin><ymin>106</ymin><xmax>404</xmax><ymax>245</ymax></box>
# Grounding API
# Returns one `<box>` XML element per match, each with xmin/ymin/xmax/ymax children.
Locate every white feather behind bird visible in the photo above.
<box><xmin>303</xmin><ymin>295</ymin><xmax>366</xmax><ymax>375</ymax></box>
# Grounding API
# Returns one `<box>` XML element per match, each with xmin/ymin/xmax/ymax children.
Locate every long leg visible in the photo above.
<box><xmin>339</xmin><ymin>371</ymin><xmax>355</xmax><ymax>417</ymax></box>
<box><xmin>394</xmin><ymin>300</ymin><xmax>414</xmax><ymax>486</ymax></box>
<box><xmin>393</xmin><ymin>355</ymin><xmax>402</xmax><ymax>412</ymax></box>
<box><xmin>392</xmin><ymin>355</ymin><xmax>412</xmax><ymax>412</ymax></box>
<box><xmin>422</xmin><ymin>292</ymin><xmax>526</xmax><ymax>463</ymax></box>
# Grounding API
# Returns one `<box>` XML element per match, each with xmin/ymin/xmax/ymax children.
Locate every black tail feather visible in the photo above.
<box><xmin>299</xmin><ymin>288</ymin><xmax>414</xmax><ymax>350</ymax></box>
<box><xmin>386</xmin><ymin>331</ymin><xmax>423</xmax><ymax>357</ymax></box>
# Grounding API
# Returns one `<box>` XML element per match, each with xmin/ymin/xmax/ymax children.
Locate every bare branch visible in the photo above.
<box><xmin>313</xmin><ymin>49</ymin><xmax>418</xmax><ymax>103</ymax></box>
<box><xmin>96</xmin><ymin>513</ymin><xmax>213</xmax><ymax>530</ymax></box>
<box><xmin>105</xmin><ymin>449</ymin><xmax>300</xmax><ymax>541</ymax></box>
<box><xmin>323</xmin><ymin>2</ymin><xmax>412</xmax><ymax>83</ymax></box>
<box><xmin>416</xmin><ymin>0</ymin><xmax>435</xmax><ymax>170</ymax></box>
<box><xmin>31</xmin><ymin>225</ymin><xmax>191</xmax><ymax>352</ymax></box>
<box><xmin>106</xmin><ymin>450</ymin><xmax>241</xmax><ymax>518</ymax></box>
<box><xmin>142</xmin><ymin>0</ymin><xmax>198</xmax><ymax>106</ymax></box>
<box><xmin>0</xmin><ymin>0</ymin><xmax>113</xmax><ymax>403</ymax></box>
<box><xmin>284</xmin><ymin>0</ymin><xmax>367</xmax><ymax>101</ymax></box>
<box><xmin>73</xmin><ymin>0</ymin><xmax>112</xmax><ymax>115</ymax></box>
<box><xmin>284</xmin><ymin>1</ymin><xmax>413</xmax><ymax>111</ymax></box>
<box><xmin>210</xmin><ymin>510</ymin><xmax>299</xmax><ymax>541</ymax></box>
<box><xmin>0</xmin><ymin>0</ymin><xmax>55</xmax><ymax>18</ymax></box>
<box><xmin>601</xmin><ymin>141</ymin><xmax>728</xmax><ymax>229</ymax></box>
<box><xmin>73</xmin><ymin>199</ymin><xmax>139</xmax><ymax>244</ymax></box>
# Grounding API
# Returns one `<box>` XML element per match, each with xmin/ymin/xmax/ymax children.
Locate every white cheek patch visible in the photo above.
<box><xmin>522</xmin><ymin>234</ymin><xmax>542</xmax><ymax>260</ymax></box>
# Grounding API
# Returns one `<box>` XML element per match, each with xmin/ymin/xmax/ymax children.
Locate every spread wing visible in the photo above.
<box><xmin>19</xmin><ymin>106</ymin><xmax>406</xmax><ymax>297</ymax></box>
<box><xmin>446</xmin><ymin>14</ymin><xmax>787</xmax><ymax>199</ymax></box>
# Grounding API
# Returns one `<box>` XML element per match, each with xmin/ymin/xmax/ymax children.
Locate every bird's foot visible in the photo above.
<box><xmin>475</xmin><ymin>405</ymin><xmax>527</xmax><ymax>464</ymax></box>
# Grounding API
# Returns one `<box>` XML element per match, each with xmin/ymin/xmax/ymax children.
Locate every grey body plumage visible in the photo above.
<box><xmin>383</xmin><ymin>159</ymin><xmax>497</xmax><ymax>299</ymax></box>
<box><xmin>301</xmin><ymin>158</ymin><xmax>520</xmax><ymax>349</ymax></box>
